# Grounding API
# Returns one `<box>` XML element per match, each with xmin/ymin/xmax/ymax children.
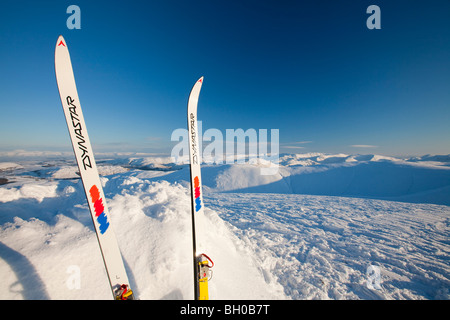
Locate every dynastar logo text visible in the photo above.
<box><xmin>190</xmin><ymin>113</ymin><xmax>198</xmax><ymax>165</ymax></box>
<box><xmin>65</xmin><ymin>96</ymin><xmax>92</xmax><ymax>170</ymax></box>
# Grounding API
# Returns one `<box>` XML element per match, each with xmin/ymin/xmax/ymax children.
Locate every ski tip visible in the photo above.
<box><xmin>198</xmin><ymin>76</ymin><xmax>204</xmax><ymax>83</ymax></box>
<box><xmin>56</xmin><ymin>35</ymin><xmax>66</xmax><ymax>48</ymax></box>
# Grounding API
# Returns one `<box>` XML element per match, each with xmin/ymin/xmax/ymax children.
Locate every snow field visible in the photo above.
<box><xmin>0</xmin><ymin>153</ymin><xmax>449</xmax><ymax>299</ymax></box>
<box><xmin>0</xmin><ymin>173</ymin><xmax>284</xmax><ymax>299</ymax></box>
<box><xmin>208</xmin><ymin>193</ymin><xmax>450</xmax><ymax>299</ymax></box>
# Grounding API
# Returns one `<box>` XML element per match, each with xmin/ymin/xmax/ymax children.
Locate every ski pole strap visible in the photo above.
<box><xmin>198</xmin><ymin>253</ymin><xmax>214</xmax><ymax>282</ymax></box>
<box><xmin>200</xmin><ymin>253</ymin><xmax>214</xmax><ymax>268</ymax></box>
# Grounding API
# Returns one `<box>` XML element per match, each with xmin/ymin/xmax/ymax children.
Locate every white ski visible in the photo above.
<box><xmin>187</xmin><ymin>77</ymin><xmax>213</xmax><ymax>300</ymax></box>
<box><xmin>54</xmin><ymin>35</ymin><xmax>134</xmax><ymax>300</ymax></box>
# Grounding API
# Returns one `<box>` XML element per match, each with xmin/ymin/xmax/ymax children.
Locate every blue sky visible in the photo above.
<box><xmin>1</xmin><ymin>0</ymin><xmax>449</xmax><ymax>157</ymax></box>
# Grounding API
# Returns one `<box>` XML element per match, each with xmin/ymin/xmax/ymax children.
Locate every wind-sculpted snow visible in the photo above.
<box><xmin>207</xmin><ymin>193</ymin><xmax>450</xmax><ymax>299</ymax></box>
<box><xmin>0</xmin><ymin>153</ymin><xmax>449</xmax><ymax>299</ymax></box>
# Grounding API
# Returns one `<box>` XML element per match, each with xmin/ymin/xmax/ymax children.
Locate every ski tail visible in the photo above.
<box><xmin>55</xmin><ymin>35</ymin><xmax>134</xmax><ymax>300</ymax></box>
<box><xmin>187</xmin><ymin>77</ymin><xmax>213</xmax><ymax>300</ymax></box>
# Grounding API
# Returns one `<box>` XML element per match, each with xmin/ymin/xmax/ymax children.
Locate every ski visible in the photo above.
<box><xmin>187</xmin><ymin>77</ymin><xmax>214</xmax><ymax>300</ymax></box>
<box><xmin>54</xmin><ymin>35</ymin><xmax>134</xmax><ymax>300</ymax></box>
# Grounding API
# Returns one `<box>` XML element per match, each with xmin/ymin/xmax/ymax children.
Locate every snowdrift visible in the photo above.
<box><xmin>0</xmin><ymin>176</ymin><xmax>285</xmax><ymax>299</ymax></box>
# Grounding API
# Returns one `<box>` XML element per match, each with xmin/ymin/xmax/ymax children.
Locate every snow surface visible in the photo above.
<box><xmin>0</xmin><ymin>153</ymin><xmax>449</xmax><ymax>300</ymax></box>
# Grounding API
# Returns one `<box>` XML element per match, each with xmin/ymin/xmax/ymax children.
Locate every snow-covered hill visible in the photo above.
<box><xmin>0</xmin><ymin>153</ymin><xmax>449</xmax><ymax>299</ymax></box>
<box><xmin>105</xmin><ymin>152</ymin><xmax>450</xmax><ymax>206</ymax></box>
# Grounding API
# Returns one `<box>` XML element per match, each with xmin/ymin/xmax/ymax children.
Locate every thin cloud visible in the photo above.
<box><xmin>281</xmin><ymin>141</ymin><xmax>312</xmax><ymax>147</ymax></box>
<box><xmin>146</xmin><ymin>136</ymin><xmax>162</xmax><ymax>141</ymax></box>
<box><xmin>290</xmin><ymin>141</ymin><xmax>313</xmax><ymax>145</ymax></box>
<box><xmin>350</xmin><ymin>145</ymin><xmax>378</xmax><ymax>148</ymax></box>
